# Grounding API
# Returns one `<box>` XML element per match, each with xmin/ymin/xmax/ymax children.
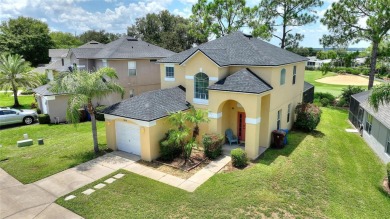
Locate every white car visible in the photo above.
<box><xmin>0</xmin><ymin>108</ymin><xmax>38</xmax><ymax>126</ymax></box>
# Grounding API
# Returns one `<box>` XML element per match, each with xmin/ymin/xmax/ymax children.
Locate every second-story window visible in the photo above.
<box><xmin>128</xmin><ymin>61</ymin><xmax>136</xmax><ymax>76</ymax></box>
<box><xmin>166</xmin><ymin>66</ymin><xmax>174</xmax><ymax>78</ymax></box>
<box><xmin>293</xmin><ymin>66</ymin><xmax>296</xmax><ymax>84</ymax></box>
<box><xmin>194</xmin><ymin>72</ymin><xmax>209</xmax><ymax>100</ymax></box>
<box><xmin>280</xmin><ymin>68</ymin><xmax>286</xmax><ymax>85</ymax></box>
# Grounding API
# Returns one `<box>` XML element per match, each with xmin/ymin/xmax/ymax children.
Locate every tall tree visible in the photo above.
<box><xmin>0</xmin><ymin>17</ymin><xmax>54</xmax><ymax>66</ymax></box>
<box><xmin>190</xmin><ymin>0</ymin><xmax>252</xmax><ymax>40</ymax></box>
<box><xmin>127</xmin><ymin>10</ymin><xmax>197</xmax><ymax>52</ymax></box>
<box><xmin>320</xmin><ymin>0</ymin><xmax>390</xmax><ymax>89</ymax></box>
<box><xmin>79</xmin><ymin>30</ymin><xmax>121</xmax><ymax>44</ymax></box>
<box><xmin>253</xmin><ymin>0</ymin><xmax>323</xmax><ymax>49</ymax></box>
<box><xmin>51</xmin><ymin>67</ymin><xmax>124</xmax><ymax>154</ymax></box>
<box><xmin>369</xmin><ymin>84</ymin><xmax>390</xmax><ymax>111</ymax></box>
<box><xmin>0</xmin><ymin>54</ymin><xmax>41</xmax><ymax>107</ymax></box>
<box><xmin>50</xmin><ymin>31</ymin><xmax>82</xmax><ymax>48</ymax></box>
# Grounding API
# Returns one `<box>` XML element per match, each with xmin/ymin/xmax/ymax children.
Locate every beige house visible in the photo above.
<box><xmin>103</xmin><ymin>32</ymin><xmax>309</xmax><ymax>161</ymax></box>
<box><xmin>34</xmin><ymin>38</ymin><xmax>175</xmax><ymax>123</ymax></box>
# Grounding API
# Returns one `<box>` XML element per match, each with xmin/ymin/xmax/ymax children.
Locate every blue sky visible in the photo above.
<box><xmin>0</xmin><ymin>0</ymin><xmax>370</xmax><ymax>48</ymax></box>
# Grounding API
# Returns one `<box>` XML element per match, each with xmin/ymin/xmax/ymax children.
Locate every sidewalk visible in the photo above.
<box><xmin>0</xmin><ymin>151</ymin><xmax>231</xmax><ymax>218</ymax></box>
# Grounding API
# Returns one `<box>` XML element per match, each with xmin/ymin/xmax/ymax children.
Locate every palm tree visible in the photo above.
<box><xmin>369</xmin><ymin>83</ymin><xmax>390</xmax><ymax>111</ymax></box>
<box><xmin>51</xmin><ymin>67</ymin><xmax>124</xmax><ymax>154</ymax></box>
<box><xmin>185</xmin><ymin>107</ymin><xmax>209</xmax><ymax>140</ymax></box>
<box><xmin>0</xmin><ymin>53</ymin><xmax>40</xmax><ymax>107</ymax></box>
<box><xmin>168</xmin><ymin>111</ymin><xmax>187</xmax><ymax>131</ymax></box>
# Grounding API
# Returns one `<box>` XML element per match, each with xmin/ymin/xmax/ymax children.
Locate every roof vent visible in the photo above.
<box><xmin>243</xmin><ymin>33</ymin><xmax>253</xmax><ymax>39</ymax></box>
<box><xmin>127</xmin><ymin>37</ymin><xmax>138</xmax><ymax>41</ymax></box>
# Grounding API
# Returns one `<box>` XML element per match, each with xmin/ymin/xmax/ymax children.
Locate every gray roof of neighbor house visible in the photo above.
<box><xmin>78</xmin><ymin>41</ymin><xmax>105</xmax><ymax>49</ymax></box>
<box><xmin>71</xmin><ymin>48</ymin><xmax>103</xmax><ymax>59</ymax></box>
<box><xmin>33</xmin><ymin>84</ymin><xmax>62</xmax><ymax>96</ymax></box>
<box><xmin>45</xmin><ymin>60</ymin><xmax>69</xmax><ymax>72</ymax></box>
<box><xmin>303</xmin><ymin>81</ymin><xmax>314</xmax><ymax>92</ymax></box>
<box><xmin>94</xmin><ymin>37</ymin><xmax>176</xmax><ymax>59</ymax></box>
<box><xmin>208</xmin><ymin>68</ymin><xmax>273</xmax><ymax>94</ymax></box>
<box><xmin>159</xmin><ymin>31</ymin><xmax>308</xmax><ymax>66</ymax></box>
<box><xmin>102</xmin><ymin>86</ymin><xmax>189</xmax><ymax>121</ymax></box>
<box><xmin>49</xmin><ymin>49</ymin><xmax>69</xmax><ymax>58</ymax></box>
<box><xmin>352</xmin><ymin>91</ymin><xmax>390</xmax><ymax>129</ymax></box>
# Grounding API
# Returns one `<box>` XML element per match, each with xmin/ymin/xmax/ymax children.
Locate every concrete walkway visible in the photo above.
<box><xmin>0</xmin><ymin>152</ymin><xmax>231</xmax><ymax>218</ymax></box>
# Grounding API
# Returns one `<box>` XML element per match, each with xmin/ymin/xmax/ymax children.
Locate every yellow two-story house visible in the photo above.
<box><xmin>103</xmin><ymin>32</ymin><xmax>309</xmax><ymax>161</ymax></box>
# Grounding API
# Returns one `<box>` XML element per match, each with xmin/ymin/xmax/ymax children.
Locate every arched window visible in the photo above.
<box><xmin>194</xmin><ymin>72</ymin><xmax>209</xmax><ymax>100</ymax></box>
<box><xmin>280</xmin><ymin>68</ymin><xmax>286</xmax><ymax>85</ymax></box>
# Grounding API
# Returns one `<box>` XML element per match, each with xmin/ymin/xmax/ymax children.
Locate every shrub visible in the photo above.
<box><xmin>294</xmin><ymin>103</ymin><xmax>322</xmax><ymax>132</ymax></box>
<box><xmin>202</xmin><ymin>133</ymin><xmax>224</xmax><ymax>159</ymax></box>
<box><xmin>159</xmin><ymin>131</ymin><xmax>182</xmax><ymax>161</ymax></box>
<box><xmin>30</xmin><ymin>102</ymin><xmax>38</xmax><ymax>109</ymax></box>
<box><xmin>38</xmin><ymin>114</ymin><xmax>50</xmax><ymax>124</ymax></box>
<box><xmin>340</xmin><ymin>86</ymin><xmax>365</xmax><ymax>105</ymax></box>
<box><xmin>387</xmin><ymin>163</ymin><xmax>390</xmax><ymax>187</ymax></box>
<box><xmin>320</xmin><ymin>98</ymin><xmax>330</xmax><ymax>107</ymax></box>
<box><xmin>95</xmin><ymin>105</ymin><xmax>107</xmax><ymax>121</ymax></box>
<box><xmin>21</xmin><ymin>90</ymin><xmax>35</xmax><ymax>95</ymax></box>
<box><xmin>36</xmin><ymin>108</ymin><xmax>42</xmax><ymax>114</ymax></box>
<box><xmin>314</xmin><ymin>92</ymin><xmax>336</xmax><ymax>103</ymax></box>
<box><xmin>336</xmin><ymin>98</ymin><xmax>347</xmax><ymax>107</ymax></box>
<box><xmin>231</xmin><ymin>148</ymin><xmax>248</xmax><ymax>168</ymax></box>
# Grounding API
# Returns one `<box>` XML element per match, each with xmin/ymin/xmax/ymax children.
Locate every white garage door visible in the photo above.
<box><xmin>115</xmin><ymin>121</ymin><xmax>141</xmax><ymax>155</ymax></box>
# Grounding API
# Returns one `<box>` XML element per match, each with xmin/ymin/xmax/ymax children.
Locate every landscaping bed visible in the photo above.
<box><xmin>155</xmin><ymin>149</ymin><xmax>208</xmax><ymax>172</ymax></box>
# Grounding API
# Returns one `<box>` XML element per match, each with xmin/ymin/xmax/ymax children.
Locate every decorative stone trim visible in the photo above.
<box><xmin>164</xmin><ymin>77</ymin><xmax>175</xmax><ymax>81</ymax></box>
<box><xmin>185</xmin><ymin>75</ymin><xmax>194</xmax><ymax>80</ymax></box>
<box><xmin>245</xmin><ymin>117</ymin><xmax>261</xmax><ymax>124</ymax></box>
<box><xmin>209</xmin><ymin>77</ymin><xmax>218</xmax><ymax>81</ymax></box>
<box><xmin>208</xmin><ymin>112</ymin><xmax>222</xmax><ymax>119</ymax></box>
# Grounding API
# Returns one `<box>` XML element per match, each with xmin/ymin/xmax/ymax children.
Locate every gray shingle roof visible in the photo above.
<box><xmin>33</xmin><ymin>84</ymin><xmax>61</xmax><ymax>96</ymax></box>
<box><xmin>94</xmin><ymin>37</ymin><xmax>175</xmax><ymax>59</ymax></box>
<box><xmin>352</xmin><ymin>91</ymin><xmax>390</xmax><ymax>129</ymax></box>
<box><xmin>304</xmin><ymin>81</ymin><xmax>314</xmax><ymax>92</ymax></box>
<box><xmin>45</xmin><ymin>60</ymin><xmax>69</xmax><ymax>72</ymax></box>
<box><xmin>49</xmin><ymin>49</ymin><xmax>69</xmax><ymax>58</ymax></box>
<box><xmin>159</xmin><ymin>32</ymin><xmax>308</xmax><ymax>66</ymax></box>
<box><xmin>71</xmin><ymin>48</ymin><xmax>103</xmax><ymax>59</ymax></box>
<box><xmin>208</xmin><ymin>68</ymin><xmax>273</xmax><ymax>94</ymax></box>
<box><xmin>78</xmin><ymin>41</ymin><xmax>105</xmax><ymax>49</ymax></box>
<box><xmin>103</xmin><ymin>86</ymin><xmax>189</xmax><ymax>121</ymax></box>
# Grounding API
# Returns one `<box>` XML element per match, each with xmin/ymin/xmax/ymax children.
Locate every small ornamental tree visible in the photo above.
<box><xmin>294</xmin><ymin>103</ymin><xmax>322</xmax><ymax>132</ymax></box>
<box><xmin>340</xmin><ymin>86</ymin><xmax>365</xmax><ymax>106</ymax></box>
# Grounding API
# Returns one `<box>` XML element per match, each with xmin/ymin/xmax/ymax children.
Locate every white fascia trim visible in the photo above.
<box><xmin>164</xmin><ymin>77</ymin><xmax>175</xmax><ymax>82</ymax></box>
<box><xmin>193</xmin><ymin>98</ymin><xmax>209</xmax><ymax>105</ymax></box>
<box><xmin>209</xmin><ymin>77</ymin><xmax>218</xmax><ymax>81</ymax></box>
<box><xmin>208</xmin><ymin>112</ymin><xmax>222</xmax><ymax>119</ymax></box>
<box><xmin>246</xmin><ymin>117</ymin><xmax>261</xmax><ymax>124</ymax></box>
<box><xmin>45</xmin><ymin>96</ymin><xmax>56</xmax><ymax>101</ymax></box>
<box><xmin>185</xmin><ymin>75</ymin><xmax>194</xmax><ymax>80</ymax></box>
<box><xmin>104</xmin><ymin>114</ymin><xmax>157</xmax><ymax>127</ymax></box>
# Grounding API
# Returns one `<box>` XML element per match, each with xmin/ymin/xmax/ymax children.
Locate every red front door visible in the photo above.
<box><xmin>237</xmin><ymin>112</ymin><xmax>246</xmax><ymax>141</ymax></box>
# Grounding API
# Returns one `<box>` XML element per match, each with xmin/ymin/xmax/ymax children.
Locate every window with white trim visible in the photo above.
<box><xmin>277</xmin><ymin>109</ymin><xmax>282</xmax><ymax>130</ymax></box>
<box><xmin>129</xmin><ymin>89</ymin><xmax>134</xmax><ymax>98</ymax></box>
<box><xmin>292</xmin><ymin>66</ymin><xmax>296</xmax><ymax>84</ymax></box>
<box><xmin>287</xmin><ymin>104</ymin><xmax>291</xmax><ymax>123</ymax></box>
<box><xmin>102</xmin><ymin>59</ymin><xmax>107</xmax><ymax>67</ymax></box>
<box><xmin>128</xmin><ymin>61</ymin><xmax>136</xmax><ymax>76</ymax></box>
<box><xmin>386</xmin><ymin>131</ymin><xmax>390</xmax><ymax>155</ymax></box>
<box><xmin>280</xmin><ymin>69</ymin><xmax>286</xmax><ymax>85</ymax></box>
<box><xmin>365</xmin><ymin>114</ymin><xmax>373</xmax><ymax>134</ymax></box>
<box><xmin>194</xmin><ymin>72</ymin><xmax>209</xmax><ymax>100</ymax></box>
<box><xmin>166</xmin><ymin>66</ymin><xmax>174</xmax><ymax>78</ymax></box>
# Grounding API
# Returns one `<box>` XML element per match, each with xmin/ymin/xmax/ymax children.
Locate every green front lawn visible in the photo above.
<box><xmin>0</xmin><ymin>94</ymin><xmax>35</xmax><ymax>109</ymax></box>
<box><xmin>0</xmin><ymin>122</ymin><xmax>107</xmax><ymax>183</ymax></box>
<box><xmin>57</xmin><ymin>108</ymin><xmax>390</xmax><ymax>218</ymax></box>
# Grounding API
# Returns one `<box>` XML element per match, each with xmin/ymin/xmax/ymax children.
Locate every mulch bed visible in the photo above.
<box><xmin>383</xmin><ymin>178</ymin><xmax>390</xmax><ymax>196</ymax></box>
<box><xmin>155</xmin><ymin>150</ymin><xmax>207</xmax><ymax>172</ymax></box>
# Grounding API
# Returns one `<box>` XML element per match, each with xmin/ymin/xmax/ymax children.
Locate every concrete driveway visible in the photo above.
<box><xmin>0</xmin><ymin>151</ymin><xmax>140</xmax><ymax>219</ymax></box>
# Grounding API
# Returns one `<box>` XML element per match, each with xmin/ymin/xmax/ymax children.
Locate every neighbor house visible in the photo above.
<box><xmin>102</xmin><ymin>32</ymin><xmax>309</xmax><ymax>161</ymax></box>
<box><xmin>349</xmin><ymin>91</ymin><xmax>390</xmax><ymax>163</ymax></box>
<box><xmin>34</xmin><ymin>37</ymin><xmax>175</xmax><ymax>123</ymax></box>
<box><xmin>306</xmin><ymin>56</ymin><xmax>332</xmax><ymax>69</ymax></box>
